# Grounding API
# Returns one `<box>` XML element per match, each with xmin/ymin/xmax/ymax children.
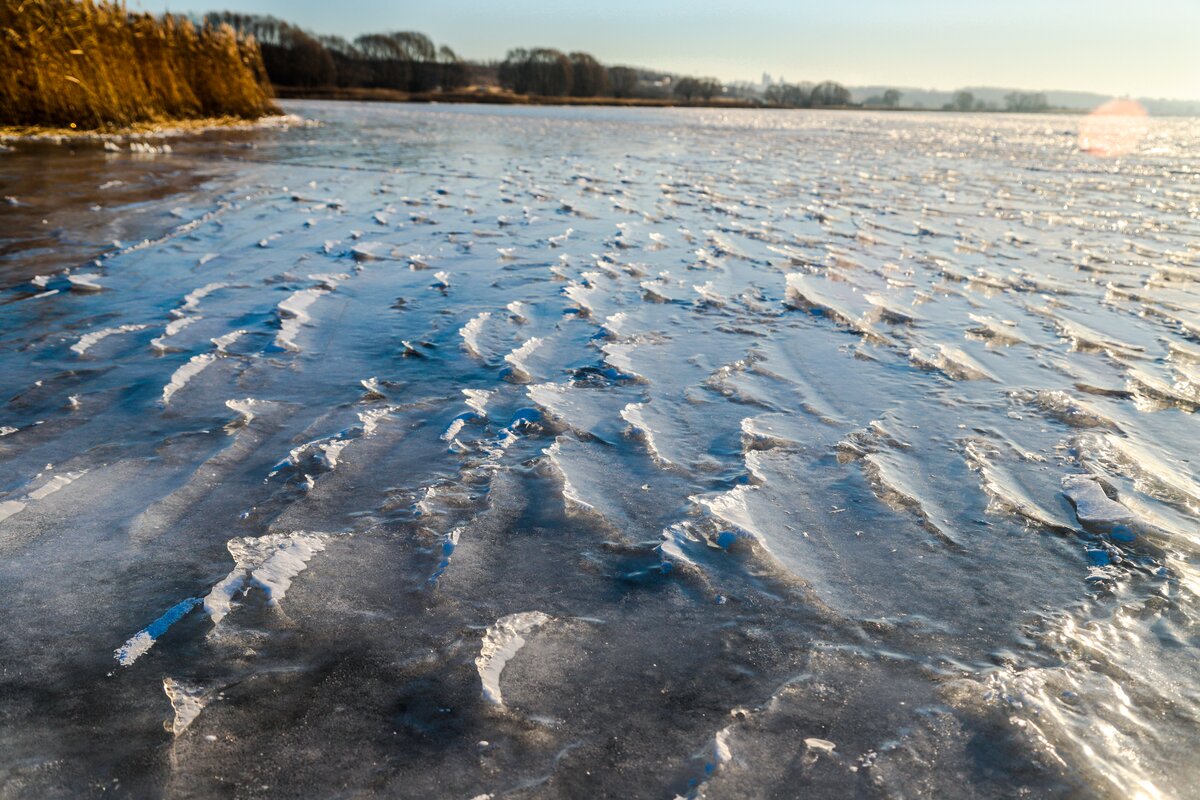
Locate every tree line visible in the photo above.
<box><xmin>495</xmin><ymin>48</ymin><xmax>725</xmax><ymax>101</ymax></box>
<box><xmin>205</xmin><ymin>13</ymin><xmax>468</xmax><ymax>92</ymax></box>
<box><xmin>496</xmin><ymin>48</ymin><xmax>608</xmax><ymax>97</ymax></box>
<box><xmin>943</xmin><ymin>89</ymin><xmax>1050</xmax><ymax>112</ymax></box>
<box><xmin>763</xmin><ymin>81</ymin><xmax>853</xmax><ymax>108</ymax></box>
<box><xmin>198</xmin><ymin>13</ymin><xmax>841</xmax><ymax>106</ymax></box>
<box><xmin>196</xmin><ymin>12</ymin><xmax>1062</xmax><ymax>113</ymax></box>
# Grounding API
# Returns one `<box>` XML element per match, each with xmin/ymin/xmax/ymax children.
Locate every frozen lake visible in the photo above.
<box><xmin>1</xmin><ymin>101</ymin><xmax>1198</xmax><ymax>798</ymax></box>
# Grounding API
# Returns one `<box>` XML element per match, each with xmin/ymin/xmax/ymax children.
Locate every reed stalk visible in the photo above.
<box><xmin>1</xmin><ymin>0</ymin><xmax>278</xmax><ymax>129</ymax></box>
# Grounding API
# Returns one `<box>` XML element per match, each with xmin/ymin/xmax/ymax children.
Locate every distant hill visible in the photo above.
<box><xmin>850</xmin><ymin>85</ymin><xmax>1200</xmax><ymax>116</ymax></box>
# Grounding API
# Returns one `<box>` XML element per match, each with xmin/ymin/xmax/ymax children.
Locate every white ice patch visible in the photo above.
<box><xmin>1</xmin><ymin>469</ymin><xmax>90</xmax><ymax>524</ymax></box>
<box><xmin>526</xmin><ymin>383</ymin><xmax>571</xmax><ymax>420</ymax></box>
<box><xmin>203</xmin><ymin>532</ymin><xmax>331</xmax><ymax>625</ymax></box>
<box><xmin>504</xmin><ymin>337</ymin><xmax>544</xmax><ymax>380</ymax></box>
<box><xmin>601</xmin><ymin>312</ymin><xmax>629</xmax><ymax>338</ymax></box>
<box><xmin>358</xmin><ymin>406</ymin><xmax>394</xmax><ymax>436</ymax></box>
<box><xmin>27</xmin><ymin>471</ymin><xmax>86</xmax><ymax>501</ymax></box>
<box><xmin>620</xmin><ymin>402</ymin><xmax>670</xmax><ymax>465</ymax></box>
<box><xmin>542</xmin><ymin>439</ymin><xmax>594</xmax><ymax>512</ymax></box>
<box><xmin>693</xmin><ymin>281</ymin><xmax>727</xmax><ymax>306</ymax></box>
<box><xmin>161</xmin><ymin>353</ymin><xmax>216</xmax><ymax>406</ymax></box>
<box><xmin>460</xmin><ymin>311</ymin><xmax>491</xmax><ymax>358</ymax></box>
<box><xmin>176</xmin><ymin>282</ymin><xmax>227</xmax><ymax>316</ymax></box>
<box><xmin>659</xmin><ymin>522</ymin><xmax>701</xmax><ymax>569</ymax></box>
<box><xmin>506</xmin><ymin>300</ymin><xmax>528</xmax><ymax>323</ymax></box>
<box><xmin>442</xmin><ymin>415</ymin><xmax>469</xmax><ymax>442</ymax></box>
<box><xmin>360</xmin><ymin>377</ymin><xmax>385</xmax><ymax>399</ymax></box>
<box><xmin>282</xmin><ymin>434</ymin><xmax>341</xmax><ymax>474</ymax></box>
<box><xmin>695</xmin><ymin>484</ymin><xmax>762</xmax><ymax>543</ymax></box>
<box><xmin>601</xmin><ymin>341</ymin><xmax>643</xmax><ymax>380</ymax></box>
<box><xmin>563</xmin><ymin>281</ymin><xmax>596</xmax><ymax>316</ymax></box>
<box><xmin>225</xmin><ymin>398</ymin><xmax>265</xmax><ymax>426</ymax></box>
<box><xmin>150</xmin><ymin>316</ymin><xmax>199</xmax><ymax>352</ymax></box>
<box><xmin>0</xmin><ymin>500</ymin><xmax>27</xmax><ymax>523</ymax></box>
<box><xmin>277</xmin><ymin>287</ymin><xmax>325</xmax><ymax>320</ymax></box>
<box><xmin>463</xmin><ymin>389</ymin><xmax>493</xmax><ymax>417</ymax></box>
<box><xmin>1062</xmin><ymin>475</ymin><xmax>1134</xmax><ymax>528</ymax></box>
<box><xmin>308</xmin><ymin>272</ymin><xmax>349</xmax><ymax>290</ymax></box>
<box><xmin>1081</xmin><ymin>434</ymin><xmax>1200</xmax><ymax>510</ymax></box>
<box><xmin>67</xmin><ymin>273</ymin><xmax>104</xmax><ymax>292</ymax></box>
<box><xmin>71</xmin><ymin>324</ymin><xmax>149</xmax><ymax>355</ymax></box>
<box><xmin>275</xmin><ymin>287</ymin><xmax>328</xmax><ymax>352</ymax></box>
<box><xmin>318</xmin><ymin>439</ymin><xmax>350</xmax><ymax>468</ymax></box>
<box><xmin>210</xmin><ymin>329</ymin><xmax>247</xmax><ymax>354</ymax></box>
<box><xmin>475</xmin><ymin>611</ymin><xmax>553</xmax><ymax>706</ymax></box>
<box><xmin>710</xmin><ymin>726</ymin><xmax>735</xmax><ymax>769</ymax></box>
<box><xmin>909</xmin><ymin>344</ymin><xmax>998</xmax><ymax>382</ymax></box>
<box><xmin>163</xmin><ymin>677</ymin><xmax>208</xmax><ymax>736</ymax></box>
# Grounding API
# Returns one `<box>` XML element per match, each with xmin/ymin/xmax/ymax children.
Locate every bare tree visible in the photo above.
<box><xmin>608</xmin><ymin>66</ymin><xmax>638</xmax><ymax>98</ymax></box>
<box><xmin>498</xmin><ymin>48</ymin><xmax>573</xmax><ymax>96</ymax></box>
<box><xmin>765</xmin><ymin>82</ymin><xmax>813</xmax><ymax>107</ymax></box>
<box><xmin>203</xmin><ymin>14</ymin><xmax>464</xmax><ymax>93</ymax></box>
<box><xmin>1004</xmin><ymin>91</ymin><xmax>1048</xmax><ymax>112</ymax></box>
<box><xmin>697</xmin><ymin>77</ymin><xmax>722</xmax><ymax>101</ymax></box>
<box><xmin>438</xmin><ymin>45</ymin><xmax>469</xmax><ymax>89</ymax></box>
<box><xmin>947</xmin><ymin>90</ymin><xmax>975</xmax><ymax>112</ymax></box>
<box><xmin>206</xmin><ymin>13</ymin><xmax>334</xmax><ymax>87</ymax></box>
<box><xmin>319</xmin><ymin>36</ymin><xmax>370</xmax><ymax>87</ymax></box>
<box><xmin>811</xmin><ymin>81</ymin><xmax>851</xmax><ymax>107</ymax></box>
<box><xmin>568</xmin><ymin>52</ymin><xmax>608</xmax><ymax>97</ymax></box>
<box><xmin>354</xmin><ymin>34</ymin><xmax>411</xmax><ymax>88</ymax></box>
<box><xmin>497</xmin><ymin>48</ymin><xmax>528</xmax><ymax>93</ymax></box>
<box><xmin>673</xmin><ymin>77</ymin><xmax>699</xmax><ymax>102</ymax></box>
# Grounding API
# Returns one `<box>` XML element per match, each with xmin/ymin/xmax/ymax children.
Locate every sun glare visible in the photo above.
<box><xmin>1078</xmin><ymin>98</ymin><xmax>1150</xmax><ymax>157</ymax></box>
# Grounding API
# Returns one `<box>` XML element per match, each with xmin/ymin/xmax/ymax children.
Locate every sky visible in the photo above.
<box><xmin>133</xmin><ymin>0</ymin><xmax>1200</xmax><ymax>99</ymax></box>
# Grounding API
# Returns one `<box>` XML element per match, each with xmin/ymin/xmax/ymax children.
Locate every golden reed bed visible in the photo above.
<box><xmin>1</xmin><ymin>0</ymin><xmax>278</xmax><ymax>130</ymax></box>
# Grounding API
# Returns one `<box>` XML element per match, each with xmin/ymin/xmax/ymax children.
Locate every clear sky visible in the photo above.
<box><xmin>132</xmin><ymin>0</ymin><xmax>1200</xmax><ymax>99</ymax></box>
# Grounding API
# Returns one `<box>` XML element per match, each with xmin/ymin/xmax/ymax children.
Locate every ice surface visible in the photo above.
<box><xmin>0</xmin><ymin>101</ymin><xmax>1198</xmax><ymax>799</ymax></box>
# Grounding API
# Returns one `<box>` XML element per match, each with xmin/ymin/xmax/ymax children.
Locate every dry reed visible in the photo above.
<box><xmin>1</xmin><ymin>0</ymin><xmax>279</xmax><ymax>129</ymax></box>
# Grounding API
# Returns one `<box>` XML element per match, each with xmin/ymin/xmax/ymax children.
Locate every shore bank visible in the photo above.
<box><xmin>274</xmin><ymin>86</ymin><xmax>1091</xmax><ymax>113</ymax></box>
<box><xmin>273</xmin><ymin>86</ymin><xmax>763</xmax><ymax>109</ymax></box>
<box><xmin>0</xmin><ymin>115</ymin><xmax>304</xmax><ymax>145</ymax></box>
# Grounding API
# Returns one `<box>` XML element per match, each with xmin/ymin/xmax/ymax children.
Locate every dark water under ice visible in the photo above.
<box><xmin>1</xmin><ymin>101</ymin><xmax>1198</xmax><ymax>798</ymax></box>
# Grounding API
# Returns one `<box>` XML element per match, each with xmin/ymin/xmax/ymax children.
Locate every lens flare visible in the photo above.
<box><xmin>1078</xmin><ymin>99</ymin><xmax>1149</xmax><ymax>157</ymax></box>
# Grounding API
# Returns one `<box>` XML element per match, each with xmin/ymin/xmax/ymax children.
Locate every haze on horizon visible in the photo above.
<box><xmin>134</xmin><ymin>0</ymin><xmax>1199</xmax><ymax>100</ymax></box>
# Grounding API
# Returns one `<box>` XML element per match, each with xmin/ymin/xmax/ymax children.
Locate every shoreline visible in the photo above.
<box><xmin>0</xmin><ymin>95</ymin><xmax>1105</xmax><ymax>142</ymax></box>
<box><xmin>275</xmin><ymin>85</ymin><xmax>1091</xmax><ymax>114</ymax></box>
<box><xmin>273</xmin><ymin>85</ymin><xmax>760</xmax><ymax>109</ymax></box>
<box><xmin>0</xmin><ymin>114</ymin><xmax>305</xmax><ymax>144</ymax></box>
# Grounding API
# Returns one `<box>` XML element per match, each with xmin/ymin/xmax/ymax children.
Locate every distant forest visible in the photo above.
<box><xmin>205</xmin><ymin>13</ymin><xmax>862</xmax><ymax>106</ymax></box>
<box><xmin>205</xmin><ymin>13</ymin><xmax>1178</xmax><ymax>112</ymax></box>
<box><xmin>205</xmin><ymin>14</ymin><xmax>469</xmax><ymax>92</ymax></box>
